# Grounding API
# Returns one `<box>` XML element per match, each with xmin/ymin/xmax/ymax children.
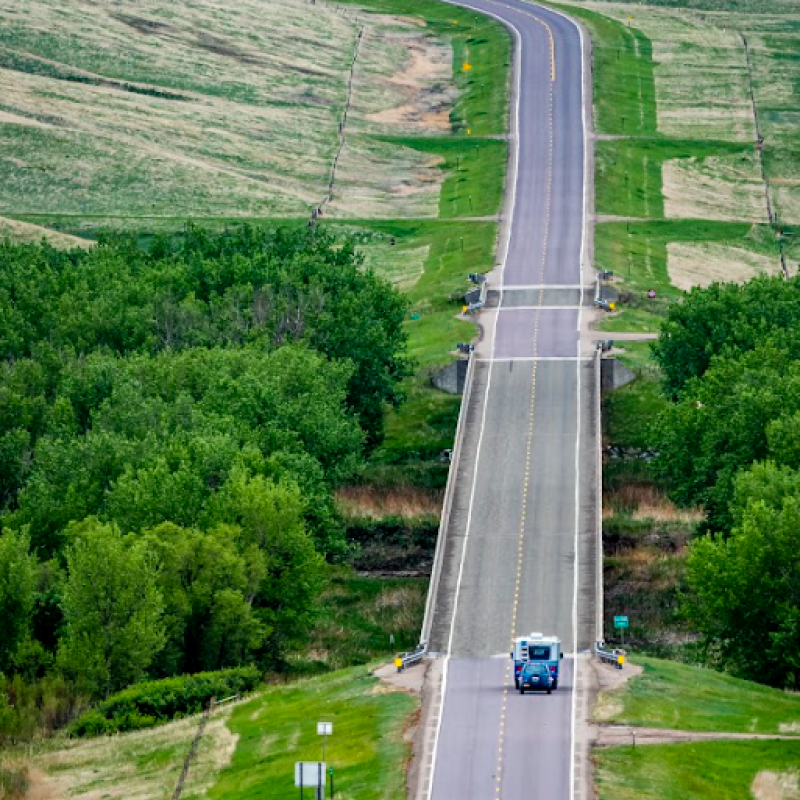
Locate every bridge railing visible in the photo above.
<box><xmin>396</xmin><ymin>643</ymin><xmax>427</xmax><ymax>671</ymax></box>
<box><xmin>595</xmin><ymin>641</ymin><xmax>626</xmax><ymax>669</ymax></box>
<box><xmin>419</xmin><ymin>351</ymin><xmax>477</xmax><ymax>651</ymax></box>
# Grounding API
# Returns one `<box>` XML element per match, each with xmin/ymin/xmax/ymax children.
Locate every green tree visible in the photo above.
<box><xmin>208</xmin><ymin>469</ymin><xmax>324</xmax><ymax>663</ymax></box>
<box><xmin>144</xmin><ymin>522</ymin><xmax>265</xmax><ymax>675</ymax></box>
<box><xmin>652</xmin><ymin>275</ymin><xmax>800</xmax><ymax>398</ymax></box>
<box><xmin>685</xmin><ymin>463</ymin><xmax>800</xmax><ymax>687</ymax></box>
<box><xmin>652</xmin><ymin>345</ymin><xmax>800</xmax><ymax>532</ymax></box>
<box><xmin>0</xmin><ymin>529</ymin><xmax>38</xmax><ymax>671</ymax></box>
<box><xmin>58</xmin><ymin>520</ymin><xmax>165</xmax><ymax>697</ymax></box>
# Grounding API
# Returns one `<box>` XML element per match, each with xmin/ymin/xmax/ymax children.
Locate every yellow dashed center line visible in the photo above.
<box><xmin>485</xmin><ymin>0</ymin><xmax>556</xmax><ymax>82</ymax></box>
<box><xmin>492</xmin><ymin>6</ymin><xmax>556</xmax><ymax>794</ymax></box>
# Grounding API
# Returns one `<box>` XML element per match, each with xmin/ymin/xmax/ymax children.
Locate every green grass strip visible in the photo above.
<box><xmin>551</xmin><ymin>2</ymin><xmax>657</xmax><ymax>136</ymax></box>
<box><xmin>596</xmin><ymin>139</ymin><xmax>752</xmax><ymax>218</ymax></box>
<box><xmin>596</xmin><ymin>740</ymin><xmax>800</xmax><ymax>800</ymax></box>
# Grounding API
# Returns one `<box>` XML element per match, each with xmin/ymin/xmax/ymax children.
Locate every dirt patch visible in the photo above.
<box><xmin>596</xmin><ymin>727</ymin><xmax>800</xmax><ymax>747</ymax></box>
<box><xmin>752</xmin><ymin>770</ymin><xmax>800</xmax><ymax>800</ymax></box>
<box><xmin>194</xmin><ymin>32</ymin><xmax>263</xmax><ymax>66</ymax></box>
<box><xmin>360</xmin><ymin>31</ymin><xmax>455</xmax><ymax>133</ymax></box>
<box><xmin>374</xmin><ymin>659</ymin><xmax>427</xmax><ymax>695</ymax></box>
<box><xmin>591</xmin><ymin>658</ymin><xmax>644</xmax><ymax>723</ymax></box>
<box><xmin>667</xmin><ymin>241</ymin><xmax>782</xmax><ymax>290</ymax></box>
<box><xmin>23</xmin><ymin>769</ymin><xmax>58</xmax><ymax>800</ymax></box>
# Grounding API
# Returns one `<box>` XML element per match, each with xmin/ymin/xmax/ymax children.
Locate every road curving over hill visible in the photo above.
<box><xmin>422</xmin><ymin>2</ymin><xmax>599</xmax><ymax>799</ymax></box>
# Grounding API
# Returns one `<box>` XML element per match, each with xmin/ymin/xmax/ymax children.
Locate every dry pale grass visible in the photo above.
<box><xmin>605</xmin><ymin>483</ymin><xmax>704</xmax><ymax>524</ymax></box>
<box><xmin>0</xmin><ymin>216</ymin><xmax>93</xmax><ymax>248</ymax></box>
<box><xmin>752</xmin><ymin>770</ymin><xmax>800</xmax><ymax>800</ymax></box>
<box><xmin>34</xmin><ymin>707</ymin><xmax>237</xmax><ymax>800</ymax></box>
<box><xmin>558</xmin><ymin>0</ymin><xmax>800</xmax><ymax>225</ymax></box>
<box><xmin>363</xmin><ymin>584</ymin><xmax>427</xmax><ymax>632</ymax></box>
<box><xmin>360</xmin><ymin>243</ymin><xmax>428</xmax><ymax>289</ymax></box>
<box><xmin>0</xmin><ymin>0</ymin><xmax>454</xmax><ymax>221</ymax></box>
<box><xmin>667</xmin><ymin>240</ymin><xmax>784</xmax><ymax>291</ymax></box>
<box><xmin>779</xmin><ymin>722</ymin><xmax>800</xmax><ymax>734</ymax></box>
<box><xmin>335</xmin><ymin>485</ymin><xmax>443</xmax><ymax>519</ymax></box>
<box><xmin>662</xmin><ymin>153</ymin><xmax>767</xmax><ymax>222</ymax></box>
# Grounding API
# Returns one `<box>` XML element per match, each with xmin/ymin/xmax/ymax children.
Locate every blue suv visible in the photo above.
<box><xmin>518</xmin><ymin>662</ymin><xmax>554</xmax><ymax>695</ymax></box>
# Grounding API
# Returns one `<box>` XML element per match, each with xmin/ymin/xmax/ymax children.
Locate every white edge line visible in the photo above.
<box><xmin>426</xmin><ymin>5</ymin><xmax>523</xmax><ymax>800</ymax></box>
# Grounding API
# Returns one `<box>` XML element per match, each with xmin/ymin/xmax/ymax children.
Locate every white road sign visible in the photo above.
<box><xmin>294</xmin><ymin>762</ymin><xmax>326</xmax><ymax>788</ymax></box>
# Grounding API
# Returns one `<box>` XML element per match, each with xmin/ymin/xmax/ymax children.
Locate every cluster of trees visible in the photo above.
<box><xmin>0</xmin><ymin>225</ymin><xmax>409</xmax><ymax>707</ymax></box>
<box><xmin>651</xmin><ymin>275</ymin><xmax>800</xmax><ymax>687</ymax></box>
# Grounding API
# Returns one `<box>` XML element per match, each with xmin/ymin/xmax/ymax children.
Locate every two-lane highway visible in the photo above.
<box><xmin>423</xmin><ymin>2</ymin><xmax>598</xmax><ymax>799</ymax></box>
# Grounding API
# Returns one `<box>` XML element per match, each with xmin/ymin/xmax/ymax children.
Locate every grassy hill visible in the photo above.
<box><xmin>596</xmin><ymin>655</ymin><xmax>800</xmax><ymax>734</ymax></box>
<box><xmin>594</xmin><ymin>655</ymin><xmax>800</xmax><ymax>800</ymax></box>
<box><xmin>14</xmin><ymin>665</ymin><xmax>414</xmax><ymax>800</ymax></box>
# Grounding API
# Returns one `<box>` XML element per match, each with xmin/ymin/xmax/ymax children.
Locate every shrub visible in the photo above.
<box><xmin>0</xmin><ymin>674</ymin><xmax>88</xmax><ymax>742</ymax></box>
<box><xmin>0</xmin><ymin>766</ymin><xmax>29</xmax><ymax>800</ymax></box>
<box><xmin>70</xmin><ymin>666</ymin><xmax>261</xmax><ymax>736</ymax></box>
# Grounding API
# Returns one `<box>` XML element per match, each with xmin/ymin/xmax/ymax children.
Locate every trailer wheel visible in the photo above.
<box><xmin>552</xmin><ymin>680</ymin><xmax>558</xmax><ymax>690</ymax></box>
<box><xmin>547</xmin><ymin>688</ymin><xmax>552</xmax><ymax>695</ymax></box>
<box><xmin>519</xmin><ymin>687</ymin><xmax>525</xmax><ymax>695</ymax></box>
<box><xmin>514</xmin><ymin>679</ymin><xmax>519</xmax><ymax>690</ymax></box>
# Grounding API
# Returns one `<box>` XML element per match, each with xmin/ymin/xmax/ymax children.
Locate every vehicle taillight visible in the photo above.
<box><xmin>549</xmin><ymin>666</ymin><xmax>556</xmax><ymax>673</ymax></box>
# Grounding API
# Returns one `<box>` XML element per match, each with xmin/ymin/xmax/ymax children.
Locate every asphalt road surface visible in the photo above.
<box><xmin>425</xmin><ymin>2</ymin><xmax>597</xmax><ymax>799</ymax></box>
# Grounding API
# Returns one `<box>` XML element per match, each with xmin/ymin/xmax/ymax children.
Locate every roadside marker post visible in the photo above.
<box><xmin>614</xmin><ymin>615</ymin><xmax>629</xmax><ymax>649</ymax></box>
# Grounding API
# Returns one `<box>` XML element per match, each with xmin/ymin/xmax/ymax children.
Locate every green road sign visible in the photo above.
<box><xmin>614</xmin><ymin>616</ymin><xmax>629</xmax><ymax>628</ymax></box>
<box><xmin>328</xmin><ymin>767</ymin><xmax>334</xmax><ymax>776</ymax></box>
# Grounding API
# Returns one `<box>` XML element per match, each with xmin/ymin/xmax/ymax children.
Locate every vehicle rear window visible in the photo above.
<box><xmin>528</xmin><ymin>646</ymin><xmax>551</xmax><ymax>660</ymax></box>
<box><xmin>523</xmin><ymin>664</ymin><xmax>548</xmax><ymax>675</ymax></box>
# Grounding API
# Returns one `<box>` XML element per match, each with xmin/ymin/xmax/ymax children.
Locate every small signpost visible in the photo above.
<box><xmin>295</xmin><ymin>762</ymin><xmax>326</xmax><ymax>799</ymax></box>
<box><xmin>317</xmin><ymin>722</ymin><xmax>333</xmax><ymax>762</ymax></box>
<box><xmin>614</xmin><ymin>615</ymin><xmax>630</xmax><ymax>647</ymax></box>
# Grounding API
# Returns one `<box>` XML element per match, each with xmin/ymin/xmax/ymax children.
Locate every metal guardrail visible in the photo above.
<box><xmin>594</xmin><ymin>271</ymin><xmax>614</xmax><ymax>311</ymax></box>
<box><xmin>419</xmin><ymin>353</ymin><xmax>477</xmax><ymax>649</ymax></box>
<box><xmin>595</xmin><ymin>641</ymin><xmax>626</xmax><ymax>669</ymax></box>
<box><xmin>396</xmin><ymin>643</ymin><xmax>427</xmax><ymax>671</ymax></box>
<box><xmin>594</xmin><ymin>350</ymin><xmax>604</xmax><ymax>644</ymax></box>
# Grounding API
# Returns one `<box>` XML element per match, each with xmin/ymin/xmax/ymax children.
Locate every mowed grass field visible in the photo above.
<box><xmin>553</xmin><ymin>0</ymin><xmax>800</xmax><ymax>334</ymax></box>
<box><xmin>0</xmin><ymin>0</ymin><xmax>452</xmax><ymax>221</ymax></box>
